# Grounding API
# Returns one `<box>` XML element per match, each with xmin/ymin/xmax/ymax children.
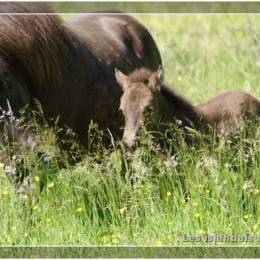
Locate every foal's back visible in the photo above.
<box><xmin>197</xmin><ymin>91</ymin><xmax>260</xmax><ymax>135</ymax></box>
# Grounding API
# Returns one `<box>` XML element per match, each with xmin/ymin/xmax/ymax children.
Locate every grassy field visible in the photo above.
<box><xmin>0</xmin><ymin>15</ymin><xmax>259</xmax><ymax>248</ymax></box>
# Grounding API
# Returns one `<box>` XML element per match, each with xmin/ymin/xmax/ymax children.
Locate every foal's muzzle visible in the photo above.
<box><xmin>122</xmin><ymin>136</ymin><xmax>137</xmax><ymax>150</ymax></box>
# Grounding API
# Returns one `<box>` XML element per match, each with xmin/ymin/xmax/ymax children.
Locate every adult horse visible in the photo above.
<box><xmin>63</xmin><ymin>13</ymin><xmax>161</xmax><ymax>75</ymax></box>
<box><xmin>63</xmin><ymin>13</ymin><xmax>162</xmax><ymax>143</ymax></box>
<box><xmin>0</xmin><ymin>3</ymin><xmax>162</xmax><ymax>149</ymax></box>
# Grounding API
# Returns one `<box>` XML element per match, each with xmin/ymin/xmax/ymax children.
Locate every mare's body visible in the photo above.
<box><xmin>0</xmin><ymin>5</ymin><xmax>162</xmax><ymax>146</ymax></box>
<box><xmin>64</xmin><ymin>14</ymin><xmax>161</xmax><ymax>74</ymax></box>
<box><xmin>63</xmin><ymin>14</ymin><xmax>162</xmax><ymax>141</ymax></box>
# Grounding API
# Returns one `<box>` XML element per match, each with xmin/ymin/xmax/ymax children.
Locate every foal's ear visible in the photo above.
<box><xmin>149</xmin><ymin>65</ymin><xmax>163</xmax><ymax>91</ymax></box>
<box><xmin>156</xmin><ymin>65</ymin><xmax>164</xmax><ymax>81</ymax></box>
<box><xmin>115</xmin><ymin>68</ymin><xmax>129</xmax><ymax>92</ymax></box>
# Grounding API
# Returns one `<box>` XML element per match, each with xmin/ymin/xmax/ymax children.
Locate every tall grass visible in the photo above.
<box><xmin>0</xmin><ymin>15</ymin><xmax>259</xmax><ymax>246</ymax></box>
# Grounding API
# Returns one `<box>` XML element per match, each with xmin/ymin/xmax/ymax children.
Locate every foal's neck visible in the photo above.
<box><xmin>157</xmin><ymin>85</ymin><xmax>206</xmax><ymax>129</ymax></box>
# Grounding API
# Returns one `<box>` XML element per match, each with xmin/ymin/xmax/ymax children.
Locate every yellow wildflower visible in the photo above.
<box><xmin>34</xmin><ymin>176</ymin><xmax>40</xmax><ymax>182</ymax></box>
<box><xmin>253</xmin><ymin>189</ymin><xmax>259</xmax><ymax>195</ymax></box>
<box><xmin>2</xmin><ymin>189</ymin><xmax>9</xmax><ymax>196</ymax></box>
<box><xmin>6</xmin><ymin>235</ymin><xmax>12</xmax><ymax>243</ymax></box>
<box><xmin>198</xmin><ymin>229</ymin><xmax>204</xmax><ymax>235</ymax></box>
<box><xmin>194</xmin><ymin>213</ymin><xmax>200</xmax><ymax>218</ymax></box>
<box><xmin>119</xmin><ymin>207</ymin><xmax>127</xmax><ymax>214</ymax></box>
<box><xmin>166</xmin><ymin>192</ymin><xmax>172</xmax><ymax>197</ymax></box>
<box><xmin>154</xmin><ymin>239</ymin><xmax>162</xmax><ymax>246</ymax></box>
<box><xmin>242</xmin><ymin>182</ymin><xmax>248</xmax><ymax>190</ymax></box>
<box><xmin>112</xmin><ymin>238</ymin><xmax>119</xmax><ymax>244</ymax></box>
<box><xmin>243</xmin><ymin>214</ymin><xmax>249</xmax><ymax>220</ymax></box>
<box><xmin>101</xmin><ymin>236</ymin><xmax>109</xmax><ymax>244</ymax></box>
<box><xmin>21</xmin><ymin>194</ymin><xmax>28</xmax><ymax>201</ymax></box>
<box><xmin>76</xmin><ymin>207</ymin><xmax>83</xmax><ymax>213</ymax></box>
<box><xmin>47</xmin><ymin>182</ymin><xmax>54</xmax><ymax>188</ymax></box>
<box><xmin>181</xmin><ymin>198</ymin><xmax>186</xmax><ymax>204</ymax></box>
<box><xmin>192</xmin><ymin>202</ymin><xmax>198</xmax><ymax>207</ymax></box>
<box><xmin>206</xmin><ymin>189</ymin><xmax>210</xmax><ymax>194</ymax></box>
<box><xmin>177</xmin><ymin>75</ymin><xmax>182</xmax><ymax>81</ymax></box>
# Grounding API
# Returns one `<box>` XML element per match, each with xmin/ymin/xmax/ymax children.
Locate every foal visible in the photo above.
<box><xmin>115</xmin><ymin>68</ymin><xmax>260</xmax><ymax>148</ymax></box>
<box><xmin>197</xmin><ymin>92</ymin><xmax>260</xmax><ymax>136</ymax></box>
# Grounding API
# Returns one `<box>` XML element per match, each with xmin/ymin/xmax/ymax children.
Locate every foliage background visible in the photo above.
<box><xmin>0</xmin><ymin>14</ymin><xmax>259</xmax><ymax>246</ymax></box>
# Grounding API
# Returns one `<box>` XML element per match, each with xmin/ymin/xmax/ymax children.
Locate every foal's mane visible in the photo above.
<box><xmin>160</xmin><ymin>84</ymin><xmax>195</xmax><ymax>113</ymax></box>
<box><xmin>160</xmin><ymin>84</ymin><xmax>206</xmax><ymax>128</ymax></box>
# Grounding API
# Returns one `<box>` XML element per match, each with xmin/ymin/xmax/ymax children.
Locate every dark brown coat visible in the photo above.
<box><xmin>0</xmin><ymin>4</ymin><xmax>162</xmax><ymax>146</ymax></box>
<box><xmin>63</xmin><ymin>14</ymin><xmax>162</xmax><ymax>141</ymax></box>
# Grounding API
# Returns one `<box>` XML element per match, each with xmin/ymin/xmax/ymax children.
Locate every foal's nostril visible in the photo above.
<box><xmin>123</xmin><ymin>137</ymin><xmax>137</xmax><ymax>150</ymax></box>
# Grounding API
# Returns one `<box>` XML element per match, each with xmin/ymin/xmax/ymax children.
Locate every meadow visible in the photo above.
<box><xmin>0</xmin><ymin>14</ymin><xmax>259</xmax><ymax>248</ymax></box>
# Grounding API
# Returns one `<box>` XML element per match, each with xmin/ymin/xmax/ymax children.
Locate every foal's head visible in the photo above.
<box><xmin>115</xmin><ymin>66</ymin><xmax>163</xmax><ymax>148</ymax></box>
